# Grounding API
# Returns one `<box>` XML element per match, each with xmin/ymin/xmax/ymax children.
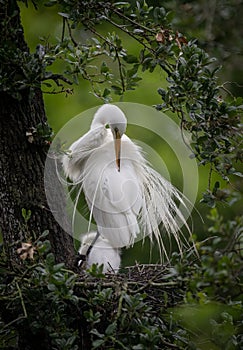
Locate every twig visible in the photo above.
<box><xmin>160</xmin><ymin>338</ymin><xmax>182</xmax><ymax>349</ymax></box>
<box><xmin>66</xmin><ymin>19</ymin><xmax>78</xmax><ymax>47</ymax></box>
<box><xmin>179</xmin><ymin>110</ymin><xmax>195</xmax><ymax>156</ymax></box>
<box><xmin>219</xmin><ymin>83</ymin><xmax>234</xmax><ymax>98</ymax></box>
<box><xmin>115</xmin><ymin>48</ymin><xmax>126</xmax><ymax>93</ymax></box>
<box><xmin>3</xmin><ymin>315</ymin><xmax>27</xmax><ymax>330</ymax></box>
<box><xmin>208</xmin><ymin>163</ymin><xmax>213</xmax><ymax>191</ymax></box>
<box><xmin>75</xmin><ymin>279</ymin><xmax>179</xmax><ymax>290</ymax></box>
<box><xmin>111</xmin><ymin>7</ymin><xmax>156</xmax><ymax>34</ymax></box>
<box><xmin>61</xmin><ymin>17</ymin><xmax>66</xmax><ymax>42</ymax></box>
<box><xmin>158</xmin><ymin>60</ymin><xmax>173</xmax><ymax>76</ymax></box>
<box><xmin>42</xmin><ymin>89</ymin><xmax>73</xmax><ymax>95</ymax></box>
<box><xmin>43</xmin><ymin>73</ymin><xmax>73</xmax><ymax>86</ymax></box>
<box><xmin>105</xmin><ymin>16</ymin><xmax>154</xmax><ymax>53</ymax></box>
<box><xmin>16</xmin><ymin>281</ymin><xmax>27</xmax><ymax>318</ymax></box>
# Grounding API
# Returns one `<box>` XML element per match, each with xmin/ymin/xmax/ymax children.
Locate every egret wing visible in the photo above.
<box><xmin>62</xmin><ymin>126</ymin><xmax>106</xmax><ymax>182</ymax></box>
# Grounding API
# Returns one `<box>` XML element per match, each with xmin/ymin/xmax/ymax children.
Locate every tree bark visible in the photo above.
<box><xmin>0</xmin><ymin>0</ymin><xmax>75</xmax><ymax>267</ymax></box>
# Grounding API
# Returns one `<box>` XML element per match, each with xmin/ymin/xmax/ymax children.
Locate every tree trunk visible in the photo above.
<box><xmin>0</xmin><ymin>0</ymin><xmax>75</xmax><ymax>267</ymax></box>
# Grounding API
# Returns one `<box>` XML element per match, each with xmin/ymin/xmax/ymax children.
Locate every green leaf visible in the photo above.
<box><xmin>45</xmin><ymin>253</ymin><xmax>55</xmax><ymax>266</ymax></box>
<box><xmin>123</xmin><ymin>54</ymin><xmax>139</xmax><ymax>64</ymax></box>
<box><xmin>133</xmin><ymin>345</ymin><xmax>144</xmax><ymax>350</ymax></box>
<box><xmin>42</xmin><ymin>82</ymin><xmax>52</xmax><ymax>87</ymax></box>
<box><xmin>58</xmin><ymin>12</ymin><xmax>69</xmax><ymax>19</ymax></box>
<box><xmin>37</xmin><ymin>239</ymin><xmax>51</xmax><ymax>254</ymax></box>
<box><xmin>111</xmin><ymin>85</ymin><xmax>123</xmax><ymax>95</ymax></box>
<box><xmin>212</xmin><ymin>181</ymin><xmax>220</xmax><ymax>195</ymax></box>
<box><xmin>105</xmin><ymin>322</ymin><xmax>117</xmax><ymax>335</ymax></box>
<box><xmin>47</xmin><ymin>283</ymin><xmax>56</xmax><ymax>291</ymax></box>
<box><xmin>114</xmin><ymin>2</ymin><xmax>130</xmax><ymax>6</ymax></box>
<box><xmin>66</xmin><ymin>335</ymin><xmax>77</xmax><ymax>346</ymax></box>
<box><xmin>158</xmin><ymin>87</ymin><xmax>166</xmax><ymax>99</ymax></box>
<box><xmin>90</xmin><ymin>327</ymin><xmax>103</xmax><ymax>337</ymax></box>
<box><xmin>21</xmin><ymin>208</ymin><xmax>31</xmax><ymax>222</ymax></box>
<box><xmin>127</xmin><ymin>64</ymin><xmax>139</xmax><ymax>77</ymax></box>
<box><xmin>100</xmin><ymin>62</ymin><xmax>109</xmax><ymax>74</ymax></box>
<box><xmin>92</xmin><ymin>339</ymin><xmax>105</xmax><ymax>348</ymax></box>
<box><xmin>21</xmin><ymin>208</ymin><xmax>26</xmax><ymax>219</ymax></box>
<box><xmin>45</xmin><ymin>1</ymin><xmax>58</xmax><ymax>6</ymax></box>
<box><xmin>53</xmin><ymin>262</ymin><xmax>65</xmax><ymax>272</ymax></box>
<box><xmin>102</xmin><ymin>88</ymin><xmax>111</xmax><ymax>98</ymax></box>
<box><xmin>232</xmin><ymin>171</ymin><xmax>243</xmax><ymax>177</ymax></box>
<box><xmin>40</xmin><ymin>230</ymin><xmax>49</xmax><ymax>238</ymax></box>
<box><xmin>200</xmin><ymin>192</ymin><xmax>216</xmax><ymax>208</ymax></box>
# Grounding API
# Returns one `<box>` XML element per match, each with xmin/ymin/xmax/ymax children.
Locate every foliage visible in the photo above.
<box><xmin>0</xmin><ymin>210</ymin><xmax>242</xmax><ymax>349</ymax></box>
<box><xmin>156</xmin><ymin>41</ymin><xmax>242</xmax><ymax>206</ymax></box>
<box><xmin>1</xmin><ymin>1</ymin><xmax>242</xmax><ymax>348</ymax></box>
<box><xmin>2</xmin><ymin>0</ymin><xmax>240</xmax><ymax>203</ymax></box>
<box><xmin>164</xmin><ymin>0</ymin><xmax>243</xmax><ymax>96</ymax></box>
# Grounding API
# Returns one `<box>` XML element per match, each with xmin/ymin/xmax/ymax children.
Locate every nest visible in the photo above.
<box><xmin>75</xmin><ymin>263</ymin><xmax>187</xmax><ymax>309</ymax></box>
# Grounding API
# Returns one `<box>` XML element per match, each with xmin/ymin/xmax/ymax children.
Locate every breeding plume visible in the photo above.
<box><xmin>62</xmin><ymin>104</ymin><xmax>191</xmax><ymax>260</ymax></box>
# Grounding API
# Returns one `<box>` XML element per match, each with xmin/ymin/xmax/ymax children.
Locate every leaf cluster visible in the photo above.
<box><xmin>0</xmin><ymin>40</ymin><xmax>75</xmax><ymax>101</ymax></box>
<box><xmin>13</xmin><ymin>0</ymin><xmax>242</xmax><ymax>201</ymax></box>
<box><xmin>0</xmin><ymin>211</ymin><xmax>242</xmax><ymax>349</ymax></box>
<box><xmin>157</xmin><ymin>42</ymin><xmax>242</xmax><ymax>198</ymax></box>
<box><xmin>0</xmin><ymin>1</ymin><xmax>73</xmax><ymax>100</ymax></box>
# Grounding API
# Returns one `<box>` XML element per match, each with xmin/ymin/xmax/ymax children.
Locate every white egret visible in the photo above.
<box><xmin>62</xmin><ymin>104</ymin><xmax>192</xmax><ymax>260</ymax></box>
<box><xmin>78</xmin><ymin>232</ymin><xmax>121</xmax><ymax>273</ymax></box>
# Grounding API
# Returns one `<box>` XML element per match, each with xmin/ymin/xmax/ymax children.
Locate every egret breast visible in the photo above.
<box><xmin>83</xmin><ymin>136</ymin><xmax>143</xmax><ymax>247</ymax></box>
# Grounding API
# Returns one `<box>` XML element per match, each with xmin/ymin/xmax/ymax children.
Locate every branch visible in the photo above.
<box><xmin>61</xmin><ymin>17</ymin><xmax>66</xmax><ymax>42</ymax></box>
<box><xmin>115</xmin><ymin>48</ymin><xmax>126</xmax><ymax>93</ymax></box>
<box><xmin>107</xmin><ymin>3</ymin><xmax>156</xmax><ymax>34</ymax></box>
<box><xmin>104</xmin><ymin>16</ymin><xmax>154</xmax><ymax>53</ymax></box>
<box><xmin>66</xmin><ymin>19</ymin><xmax>78</xmax><ymax>47</ymax></box>
<box><xmin>42</xmin><ymin>73</ymin><xmax>73</xmax><ymax>86</ymax></box>
<box><xmin>16</xmin><ymin>281</ymin><xmax>28</xmax><ymax>318</ymax></box>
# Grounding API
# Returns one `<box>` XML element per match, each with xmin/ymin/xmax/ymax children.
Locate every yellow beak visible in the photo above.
<box><xmin>114</xmin><ymin>129</ymin><xmax>121</xmax><ymax>172</ymax></box>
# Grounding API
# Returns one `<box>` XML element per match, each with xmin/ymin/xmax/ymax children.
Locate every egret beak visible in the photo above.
<box><xmin>114</xmin><ymin>128</ymin><xmax>121</xmax><ymax>172</ymax></box>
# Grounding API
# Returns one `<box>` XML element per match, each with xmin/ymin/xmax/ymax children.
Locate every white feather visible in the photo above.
<box><xmin>62</xmin><ymin>104</ymin><xmax>194</xmax><ymax>259</ymax></box>
<box><xmin>79</xmin><ymin>232</ymin><xmax>121</xmax><ymax>273</ymax></box>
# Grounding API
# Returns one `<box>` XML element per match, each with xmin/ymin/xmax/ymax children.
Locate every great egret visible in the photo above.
<box><xmin>62</xmin><ymin>104</ymin><xmax>192</xmax><ymax>260</ymax></box>
<box><xmin>79</xmin><ymin>232</ymin><xmax>121</xmax><ymax>273</ymax></box>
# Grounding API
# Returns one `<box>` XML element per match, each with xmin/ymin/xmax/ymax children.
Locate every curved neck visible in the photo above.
<box><xmin>91</xmin><ymin>112</ymin><xmax>107</xmax><ymax>129</ymax></box>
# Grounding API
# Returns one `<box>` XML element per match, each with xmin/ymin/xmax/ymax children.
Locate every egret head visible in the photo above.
<box><xmin>92</xmin><ymin>104</ymin><xmax>127</xmax><ymax>172</ymax></box>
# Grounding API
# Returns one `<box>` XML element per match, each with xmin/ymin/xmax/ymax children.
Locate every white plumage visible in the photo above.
<box><xmin>62</xmin><ymin>104</ymin><xmax>192</xmax><ymax>260</ymax></box>
<box><xmin>79</xmin><ymin>232</ymin><xmax>121</xmax><ymax>273</ymax></box>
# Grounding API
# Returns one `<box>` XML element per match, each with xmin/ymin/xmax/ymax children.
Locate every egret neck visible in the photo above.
<box><xmin>90</xmin><ymin>104</ymin><xmax>127</xmax><ymax>172</ymax></box>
